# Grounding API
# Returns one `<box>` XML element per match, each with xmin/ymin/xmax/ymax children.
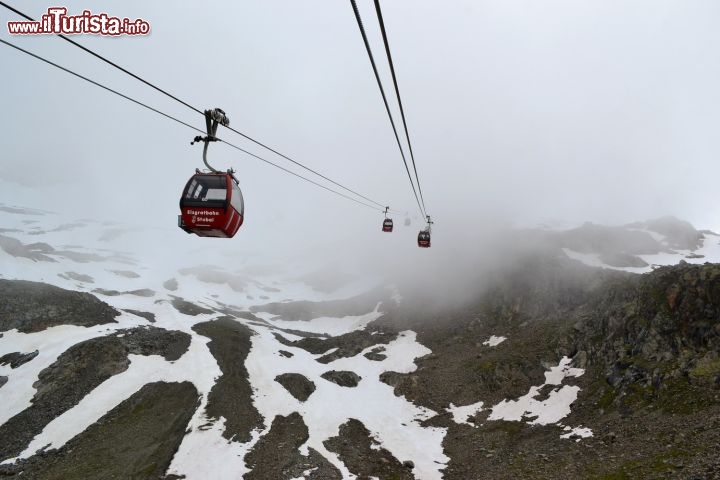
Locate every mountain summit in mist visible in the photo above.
<box><xmin>1</xmin><ymin>205</ymin><xmax>719</xmax><ymax>479</ymax></box>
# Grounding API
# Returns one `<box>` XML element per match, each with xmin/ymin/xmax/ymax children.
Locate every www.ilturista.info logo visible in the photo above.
<box><xmin>7</xmin><ymin>7</ymin><xmax>150</xmax><ymax>35</ymax></box>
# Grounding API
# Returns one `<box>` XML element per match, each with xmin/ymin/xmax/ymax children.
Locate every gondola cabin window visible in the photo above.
<box><xmin>230</xmin><ymin>181</ymin><xmax>244</xmax><ymax>215</ymax></box>
<box><xmin>182</xmin><ymin>175</ymin><xmax>228</xmax><ymax>207</ymax></box>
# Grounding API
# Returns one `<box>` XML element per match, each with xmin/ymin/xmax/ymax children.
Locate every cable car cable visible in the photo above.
<box><xmin>0</xmin><ymin>38</ymin><xmax>385</xmax><ymax>214</ymax></box>
<box><xmin>218</xmin><ymin>137</ymin><xmax>384</xmax><ymax>212</ymax></box>
<box><xmin>348</xmin><ymin>0</ymin><xmax>426</xmax><ymax>219</ymax></box>
<box><xmin>372</xmin><ymin>0</ymin><xmax>428</xmax><ymax>214</ymax></box>
<box><xmin>0</xmin><ymin>1</ymin><xmax>390</xmax><ymax>212</ymax></box>
<box><xmin>221</xmin><ymin>124</ymin><xmax>386</xmax><ymax>210</ymax></box>
<box><xmin>0</xmin><ymin>1</ymin><xmax>204</xmax><ymax>117</ymax></box>
<box><xmin>0</xmin><ymin>38</ymin><xmax>203</xmax><ymax>135</ymax></box>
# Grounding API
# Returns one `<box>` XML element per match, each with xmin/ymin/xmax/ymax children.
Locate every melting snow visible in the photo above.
<box><xmin>482</xmin><ymin>335</ymin><xmax>506</xmax><ymax>347</ymax></box>
<box><xmin>168</xmin><ymin>419</ymin><xmax>261</xmax><ymax>479</ymax></box>
<box><xmin>543</xmin><ymin>357</ymin><xmax>585</xmax><ymax>385</ymax></box>
<box><xmin>0</xmin><ymin>207</ymin><xmax>451</xmax><ymax>478</ymax></box>
<box><xmin>560</xmin><ymin>425</ymin><xmax>594</xmax><ymax>441</ymax></box>
<box><xmin>447</xmin><ymin>401</ymin><xmax>485</xmax><ymax>425</ymax></box>
<box><xmin>245</xmin><ymin>327</ymin><xmax>448</xmax><ymax>479</ymax></box>
<box><xmin>0</xmin><ymin>206</ymin><xmax>622</xmax><ymax>474</ymax></box>
<box><xmin>446</xmin><ymin>357</ymin><xmax>591</xmax><ymax>438</ymax></box>
<box><xmin>488</xmin><ymin>357</ymin><xmax>584</xmax><ymax>425</ymax></box>
<box><xmin>16</xmin><ymin>354</ymin><xmax>181</xmax><ymax>460</ymax></box>
<box><xmin>489</xmin><ymin>384</ymin><xmax>581</xmax><ymax>425</ymax></box>
<box><xmin>0</xmin><ymin>323</ymin><xmax>136</xmax><ymax>429</ymax></box>
<box><xmin>253</xmin><ymin>305</ymin><xmax>383</xmax><ymax>337</ymax></box>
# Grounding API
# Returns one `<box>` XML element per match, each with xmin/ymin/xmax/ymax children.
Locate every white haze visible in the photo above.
<box><xmin>2</xmin><ymin>0</ymin><xmax>720</xmax><ymax>279</ymax></box>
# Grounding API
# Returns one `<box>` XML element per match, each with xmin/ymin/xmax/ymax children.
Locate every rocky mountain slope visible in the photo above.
<box><xmin>537</xmin><ymin>215</ymin><xmax>718</xmax><ymax>272</ymax></box>
<box><xmin>1</xmin><ymin>204</ymin><xmax>719</xmax><ymax>479</ymax></box>
<box><xmin>377</xmin><ymin>258</ymin><xmax>720</xmax><ymax>479</ymax></box>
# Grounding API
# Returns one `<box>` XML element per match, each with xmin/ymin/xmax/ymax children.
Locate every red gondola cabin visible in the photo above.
<box><xmin>417</xmin><ymin>230</ymin><xmax>431</xmax><ymax>248</ymax></box>
<box><xmin>179</xmin><ymin>172</ymin><xmax>244</xmax><ymax>238</ymax></box>
<box><xmin>382</xmin><ymin>218</ymin><xmax>394</xmax><ymax>232</ymax></box>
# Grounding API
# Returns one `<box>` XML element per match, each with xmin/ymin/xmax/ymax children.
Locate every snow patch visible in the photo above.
<box><xmin>168</xmin><ymin>418</ymin><xmax>261</xmax><ymax>480</ymax></box>
<box><xmin>488</xmin><ymin>385</ymin><xmax>581</xmax><ymax>425</ymax></box>
<box><xmin>560</xmin><ymin>425</ymin><xmax>594</xmax><ymax>441</ymax></box>
<box><xmin>544</xmin><ymin>356</ymin><xmax>584</xmax><ymax>385</ymax></box>
<box><xmin>447</xmin><ymin>401</ymin><xmax>484</xmax><ymax>425</ymax></box>
<box><xmin>482</xmin><ymin>335</ymin><xmax>506</xmax><ymax>347</ymax></box>
<box><xmin>488</xmin><ymin>356</ymin><xmax>584</xmax><ymax>426</ymax></box>
<box><xmin>446</xmin><ymin>357</ymin><xmax>587</xmax><ymax>436</ymax></box>
<box><xmin>255</xmin><ymin>304</ymin><xmax>383</xmax><ymax>337</ymax></box>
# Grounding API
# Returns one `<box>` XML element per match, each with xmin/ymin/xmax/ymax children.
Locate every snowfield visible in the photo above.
<box><xmin>0</xmin><ymin>205</ymin><xmax>448</xmax><ymax>478</ymax></box>
<box><xmin>2</xmin><ymin>204</ymin><xmax>707</xmax><ymax>477</ymax></box>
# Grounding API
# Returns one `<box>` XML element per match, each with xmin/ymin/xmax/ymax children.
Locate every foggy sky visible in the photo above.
<box><xmin>2</xmin><ymin>0</ymin><xmax>720</xmax><ymax>262</ymax></box>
